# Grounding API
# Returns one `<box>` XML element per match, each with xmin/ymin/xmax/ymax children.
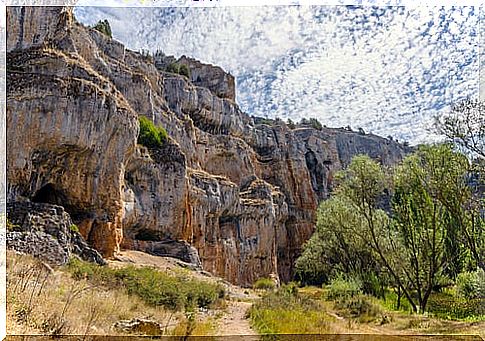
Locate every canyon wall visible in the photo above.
<box><xmin>6</xmin><ymin>6</ymin><xmax>408</xmax><ymax>286</ymax></box>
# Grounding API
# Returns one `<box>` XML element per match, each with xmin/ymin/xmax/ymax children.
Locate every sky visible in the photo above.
<box><xmin>74</xmin><ymin>4</ymin><xmax>483</xmax><ymax>144</ymax></box>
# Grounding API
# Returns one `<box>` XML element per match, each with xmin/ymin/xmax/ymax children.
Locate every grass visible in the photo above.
<box><xmin>67</xmin><ymin>257</ymin><xmax>225</xmax><ymax>312</ymax></box>
<box><xmin>171</xmin><ymin>314</ymin><xmax>216</xmax><ymax>336</ymax></box>
<box><xmin>253</xmin><ymin>277</ymin><xmax>276</xmax><ymax>291</ymax></box>
<box><xmin>251</xmin><ymin>308</ymin><xmax>333</xmax><ymax>335</ymax></box>
<box><xmin>379</xmin><ymin>290</ymin><xmax>415</xmax><ymax>314</ymax></box>
<box><xmin>6</xmin><ymin>251</ymin><xmax>174</xmax><ymax>336</ymax></box>
<box><xmin>249</xmin><ymin>284</ymin><xmax>334</xmax><ymax>335</ymax></box>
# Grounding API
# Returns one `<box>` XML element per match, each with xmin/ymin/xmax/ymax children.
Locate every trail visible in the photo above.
<box><xmin>216</xmin><ymin>300</ymin><xmax>258</xmax><ymax>338</ymax></box>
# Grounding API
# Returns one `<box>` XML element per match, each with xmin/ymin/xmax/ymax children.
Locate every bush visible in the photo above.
<box><xmin>178</xmin><ymin>64</ymin><xmax>191</xmax><ymax>78</ymax></box>
<box><xmin>165</xmin><ymin>63</ymin><xmax>190</xmax><ymax>78</ymax></box>
<box><xmin>335</xmin><ymin>294</ymin><xmax>383</xmax><ymax>321</ymax></box>
<box><xmin>427</xmin><ymin>291</ymin><xmax>485</xmax><ymax>320</ymax></box>
<box><xmin>253</xmin><ymin>278</ymin><xmax>276</xmax><ymax>291</ymax></box>
<box><xmin>309</xmin><ymin>118</ymin><xmax>323</xmax><ymax>130</ymax></box>
<box><xmin>138</xmin><ymin>116</ymin><xmax>168</xmax><ymax>149</ymax></box>
<box><xmin>327</xmin><ymin>275</ymin><xmax>362</xmax><ymax>301</ymax></box>
<box><xmin>249</xmin><ymin>285</ymin><xmax>331</xmax><ymax>335</ymax></box>
<box><xmin>66</xmin><ymin>258</ymin><xmax>224</xmax><ymax>311</ymax></box>
<box><xmin>92</xmin><ymin>19</ymin><xmax>112</xmax><ymax>38</ymax></box>
<box><xmin>456</xmin><ymin>269</ymin><xmax>485</xmax><ymax>299</ymax></box>
<box><xmin>166</xmin><ymin>63</ymin><xmax>180</xmax><ymax>74</ymax></box>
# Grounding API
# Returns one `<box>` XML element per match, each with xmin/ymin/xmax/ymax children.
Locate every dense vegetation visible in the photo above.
<box><xmin>67</xmin><ymin>258</ymin><xmax>225</xmax><ymax>311</ymax></box>
<box><xmin>295</xmin><ymin>100</ymin><xmax>484</xmax><ymax>316</ymax></box>
<box><xmin>138</xmin><ymin>116</ymin><xmax>168</xmax><ymax>148</ymax></box>
<box><xmin>259</xmin><ymin>105</ymin><xmax>484</xmax><ymax>331</ymax></box>
<box><xmin>296</xmin><ymin>145</ymin><xmax>484</xmax><ymax>314</ymax></box>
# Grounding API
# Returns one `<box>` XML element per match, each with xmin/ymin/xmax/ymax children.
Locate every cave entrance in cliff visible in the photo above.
<box><xmin>32</xmin><ymin>183</ymin><xmax>68</xmax><ymax>207</ymax></box>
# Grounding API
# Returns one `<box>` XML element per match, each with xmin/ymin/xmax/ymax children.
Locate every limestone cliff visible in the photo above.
<box><xmin>6</xmin><ymin>6</ymin><xmax>408</xmax><ymax>286</ymax></box>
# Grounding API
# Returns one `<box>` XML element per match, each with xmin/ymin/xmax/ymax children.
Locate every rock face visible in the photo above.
<box><xmin>6</xmin><ymin>6</ymin><xmax>409</xmax><ymax>286</ymax></box>
<box><xmin>155</xmin><ymin>53</ymin><xmax>236</xmax><ymax>101</ymax></box>
<box><xmin>7</xmin><ymin>201</ymin><xmax>105</xmax><ymax>265</ymax></box>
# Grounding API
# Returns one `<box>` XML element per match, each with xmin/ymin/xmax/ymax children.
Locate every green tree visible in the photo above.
<box><xmin>286</xmin><ymin>118</ymin><xmax>296</xmax><ymax>129</ymax></box>
<box><xmin>391</xmin><ymin>144</ymin><xmax>471</xmax><ymax>312</ymax></box>
<box><xmin>295</xmin><ymin>196</ymin><xmax>383</xmax><ymax>292</ymax></box>
<box><xmin>332</xmin><ymin>155</ymin><xmax>419</xmax><ymax>311</ymax></box>
<box><xmin>309</xmin><ymin>118</ymin><xmax>323</xmax><ymax>131</ymax></box>
<box><xmin>92</xmin><ymin>19</ymin><xmax>112</xmax><ymax>38</ymax></box>
<box><xmin>436</xmin><ymin>99</ymin><xmax>485</xmax><ymax>271</ymax></box>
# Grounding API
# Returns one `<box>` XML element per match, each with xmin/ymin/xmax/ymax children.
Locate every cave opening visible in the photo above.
<box><xmin>32</xmin><ymin>183</ymin><xmax>68</xmax><ymax>206</ymax></box>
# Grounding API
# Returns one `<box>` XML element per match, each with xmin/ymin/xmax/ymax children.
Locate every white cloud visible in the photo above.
<box><xmin>74</xmin><ymin>5</ymin><xmax>480</xmax><ymax>144</ymax></box>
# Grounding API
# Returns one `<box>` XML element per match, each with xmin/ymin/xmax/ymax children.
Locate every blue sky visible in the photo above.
<box><xmin>75</xmin><ymin>4</ymin><xmax>483</xmax><ymax>144</ymax></box>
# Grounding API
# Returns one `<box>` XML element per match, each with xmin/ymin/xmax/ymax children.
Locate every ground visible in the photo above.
<box><xmin>6</xmin><ymin>250</ymin><xmax>485</xmax><ymax>338</ymax></box>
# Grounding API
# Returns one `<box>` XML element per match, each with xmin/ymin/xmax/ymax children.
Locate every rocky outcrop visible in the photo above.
<box><xmin>7</xmin><ymin>201</ymin><xmax>105</xmax><ymax>265</ymax></box>
<box><xmin>6</xmin><ymin>6</ymin><xmax>408</xmax><ymax>286</ymax></box>
<box><xmin>155</xmin><ymin>53</ymin><xmax>236</xmax><ymax>101</ymax></box>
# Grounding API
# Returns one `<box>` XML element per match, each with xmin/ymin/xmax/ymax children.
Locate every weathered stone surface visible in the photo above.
<box><xmin>7</xmin><ymin>46</ymin><xmax>138</xmax><ymax>257</ymax></box>
<box><xmin>187</xmin><ymin>172</ymin><xmax>287</xmax><ymax>286</ymax></box>
<box><xmin>7</xmin><ymin>201</ymin><xmax>105</xmax><ymax>265</ymax></box>
<box><xmin>155</xmin><ymin>53</ymin><xmax>236</xmax><ymax>101</ymax></box>
<box><xmin>6</xmin><ymin>6</ymin><xmax>408</xmax><ymax>285</ymax></box>
<box><xmin>7</xmin><ymin>6</ymin><xmax>73</xmax><ymax>52</ymax></box>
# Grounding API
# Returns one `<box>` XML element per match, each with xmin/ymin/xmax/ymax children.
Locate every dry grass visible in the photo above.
<box><xmin>6</xmin><ymin>251</ymin><xmax>178</xmax><ymax>336</ymax></box>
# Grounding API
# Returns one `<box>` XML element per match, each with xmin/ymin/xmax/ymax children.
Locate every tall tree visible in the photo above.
<box><xmin>391</xmin><ymin>144</ymin><xmax>470</xmax><ymax>312</ymax></box>
<box><xmin>437</xmin><ymin>102</ymin><xmax>485</xmax><ymax>270</ymax></box>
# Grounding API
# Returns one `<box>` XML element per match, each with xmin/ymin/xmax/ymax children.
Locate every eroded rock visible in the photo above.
<box><xmin>6</xmin><ymin>6</ymin><xmax>408</xmax><ymax>285</ymax></box>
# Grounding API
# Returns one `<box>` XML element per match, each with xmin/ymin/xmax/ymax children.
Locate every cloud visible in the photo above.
<box><xmin>74</xmin><ymin>5</ymin><xmax>481</xmax><ymax>144</ymax></box>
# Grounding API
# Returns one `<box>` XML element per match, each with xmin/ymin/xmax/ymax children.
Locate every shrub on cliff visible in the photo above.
<box><xmin>178</xmin><ymin>64</ymin><xmax>191</xmax><ymax>78</ymax></box>
<box><xmin>138</xmin><ymin>116</ymin><xmax>168</xmax><ymax>148</ymax></box>
<box><xmin>92</xmin><ymin>19</ymin><xmax>112</xmax><ymax>38</ymax></box>
<box><xmin>166</xmin><ymin>63</ymin><xmax>191</xmax><ymax>78</ymax></box>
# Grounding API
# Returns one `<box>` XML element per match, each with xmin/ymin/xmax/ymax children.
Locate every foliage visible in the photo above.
<box><xmin>6</xmin><ymin>251</ymin><xmax>174</xmax><ymax>336</ymax></box>
<box><xmin>456</xmin><ymin>269</ymin><xmax>485</xmax><ymax>299</ymax></box>
<box><xmin>253</xmin><ymin>278</ymin><xmax>276</xmax><ymax>291</ymax></box>
<box><xmin>165</xmin><ymin>63</ymin><xmax>191</xmax><ymax>78</ymax></box>
<box><xmin>427</xmin><ymin>291</ymin><xmax>485</xmax><ymax>320</ymax></box>
<box><xmin>67</xmin><ymin>258</ymin><xmax>224</xmax><ymax>311</ymax></box>
<box><xmin>299</xmin><ymin>117</ymin><xmax>324</xmax><ymax>130</ymax></box>
<box><xmin>326</xmin><ymin>275</ymin><xmax>362</xmax><ymax>301</ymax></box>
<box><xmin>92</xmin><ymin>19</ymin><xmax>112</xmax><ymax>38</ymax></box>
<box><xmin>286</xmin><ymin>118</ymin><xmax>296</xmax><ymax>129</ymax></box>
<box><xmin>296</xmin><ymin>145</ymin><xmax>480</xmax><ymax>314</ymax></box>
<box><xmin>334</xmin><ymin>294</ymin><xmax>383</xmax><ymax>322</ymax></box>
<box><xmin>178</xmin><ymin>64</ymin><xmax>190</xmax><ymax>78</ymax></box>
<box><xmin>295</xmin><ymin>196</ymin><xmax>381</xmax><ymax>286</ymax></box>
<box><xmin>138</xmin><ymin>116</ymin><xmax>168</xmax><ymax>149</ymax></box>
<box><xmin>379</xmin><ymin>290</ymin><xmax>414</xmax><ymax>313</ymax></box>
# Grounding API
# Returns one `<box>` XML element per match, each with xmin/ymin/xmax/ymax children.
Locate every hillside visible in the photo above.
<box><xmin>7</xmin><ymin>6</ymin><xmax>408</xmax><ymax>286</ymax></box>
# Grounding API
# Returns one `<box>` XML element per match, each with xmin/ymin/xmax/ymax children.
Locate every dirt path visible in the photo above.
<box><xmin>216</xmin><ymin>301</ymin><xmax>258</xmax><ymax>338</ymax></box>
